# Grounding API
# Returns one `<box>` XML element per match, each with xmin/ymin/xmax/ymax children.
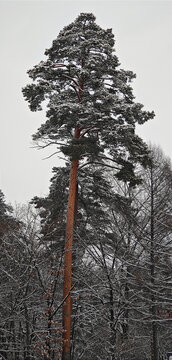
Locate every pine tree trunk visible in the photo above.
<box><xmin>62</xmin><ymin>128</ymin><xmax>80</xmax><ymax>360</ymax></box>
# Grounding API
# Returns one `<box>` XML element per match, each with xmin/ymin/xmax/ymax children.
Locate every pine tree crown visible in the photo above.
<box><xmin>22</xmin><ymin>12</ymin><xmax>155</xmax><ymax>185</ymax></box>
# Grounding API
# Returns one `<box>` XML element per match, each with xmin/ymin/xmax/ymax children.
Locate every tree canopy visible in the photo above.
<box><xmin>22</xmin><ymin>12</ymin><xmax>154</xmax><ymax>185</ymax></box>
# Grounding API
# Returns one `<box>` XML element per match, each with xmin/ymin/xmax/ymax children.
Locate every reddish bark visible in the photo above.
<box><xmin>62</xmin><ymin>128</ymin><xmax>80</xmax><ymax>360</ymax></box>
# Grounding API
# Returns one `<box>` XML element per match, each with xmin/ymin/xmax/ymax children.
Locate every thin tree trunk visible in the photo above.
<box><xmin>62</xmin><ymin>128</ymin><xmax>80</xmax><ymax>360</ymax></box>
<box><xmin>24</xmin><ymin>303</ymin><xmax>31</xmax><ymax>360</ymax></box>
<box><xmin>99</xmin><ymin>240</ymin><xmax>116</xmax><ymax>360</ymax></box>
<box><xmin>150</xmin><ymin>165</ymin><xmax>159</xmax><ymax>360</ymax></box>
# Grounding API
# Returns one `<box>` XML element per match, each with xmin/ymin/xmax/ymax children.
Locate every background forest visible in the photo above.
<box><xmin>0</xmin><ymin>11</ymin><xmax>172</xmax><ymax>360</ymax></box>
<box><xmin>0</xmin><ymin>146</ymin><xmax>172</xmax><ymax>360</ymax></box>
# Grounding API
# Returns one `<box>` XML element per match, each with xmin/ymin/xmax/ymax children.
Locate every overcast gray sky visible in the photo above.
<box><xmin>0</xmin><ymin>0</ymin><xmax>172</xmax><ymax>205</ymax></box>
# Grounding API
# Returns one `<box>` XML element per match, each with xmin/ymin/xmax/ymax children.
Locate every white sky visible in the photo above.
<box><xmin>0</xmin><ymin>0</ymin><xmax>172</xmax><ymax>205</ymax></box>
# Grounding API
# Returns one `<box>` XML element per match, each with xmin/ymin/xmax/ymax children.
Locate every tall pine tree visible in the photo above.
<box><xmin>22</xmin><ymin>13</ymin><xmax>154</xmax><ymax>360</ymax></box>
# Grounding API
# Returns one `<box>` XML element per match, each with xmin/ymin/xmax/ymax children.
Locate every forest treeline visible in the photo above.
<box><xmin>0</xmin><ymin>146</ymin><xmax>172</xmax><ymax>360</ymax></box>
